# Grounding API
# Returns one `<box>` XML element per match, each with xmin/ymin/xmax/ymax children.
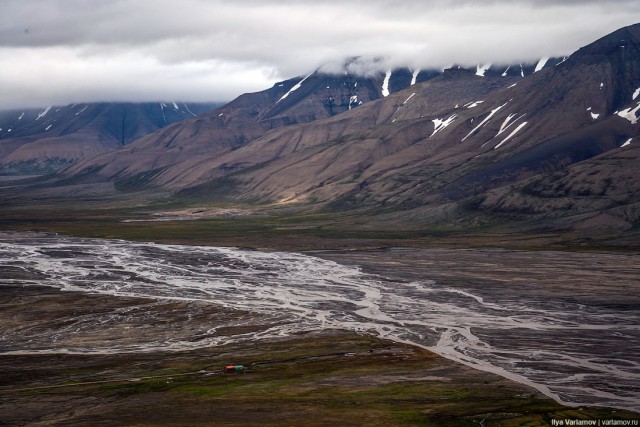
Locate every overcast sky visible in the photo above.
<box><xmin>1</xmin><ymin>0</ymin><xmax>639</xmax><ymax>110</ymax></box>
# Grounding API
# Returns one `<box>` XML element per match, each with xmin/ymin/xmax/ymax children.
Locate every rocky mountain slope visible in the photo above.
<box><xmin>21</xmin><ymin>24</ymin><xmax>640</xmax><ymax>234</ymax></box>
<box><xmin>60</xmin><ymin>59</ymin><xmax>560</xmax><ymax>187</ymax></box>
<box><xmin>0</xmin><ymin>102</ymin><xmax>217</xmax><ymax>174</ymax></box>
<box><xmin>175</xmin><ymin>25</ymin><xmax>637</xmax><ymax>225</ymax></box>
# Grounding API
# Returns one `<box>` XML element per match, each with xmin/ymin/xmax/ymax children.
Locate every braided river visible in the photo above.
<box><xmin>1</xmin><ymin>233</ymin><xmax>638</xmax><ymax>411</ymax></box>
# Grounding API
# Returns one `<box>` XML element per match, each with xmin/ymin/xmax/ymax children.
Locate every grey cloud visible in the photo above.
<box><xmin>1</xmin><ymin>0</ymin><xmax>639</xmax><ymax>109</ymax></box>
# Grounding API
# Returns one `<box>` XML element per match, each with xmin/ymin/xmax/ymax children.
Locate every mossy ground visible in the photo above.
<box><xmin>2</xmin><ymin>332</ymin><xmax>636</xmax><ymax>426</ymax></box>
<box><xmin>2</xmin><ymin>198</ymin><xmax>635</xmax><ymax>253</ymax></box>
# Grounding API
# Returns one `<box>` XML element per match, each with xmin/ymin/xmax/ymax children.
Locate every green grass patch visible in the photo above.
<box><xmin>4</xmin><ymin>332</ymin><xmax>638</xmax><ymax>425</ymax></box>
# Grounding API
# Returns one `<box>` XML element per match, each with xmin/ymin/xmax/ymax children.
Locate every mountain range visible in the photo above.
<box><xmin>0</xmin><ymin>58</ymin><xmax>562</xmax><ymax>179</ymax></box>
<box><xmin>0</xmin><ymin>102</ymin><xmax>218</xmax><ymax>174</ymax></box>
<box><xmin>3</xmin><ymin>24</ymin><xmax>640</xmax><ymax>239</ymax></box>
<box><xmin>57</xmin><ymin>57</ymin><xmax>566</xmax><ymax>189</ymax></box>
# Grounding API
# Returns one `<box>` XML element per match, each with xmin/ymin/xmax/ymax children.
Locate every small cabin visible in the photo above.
<box><xmin>224</xmin><ymin>365</ymin><xmax>244</xmax><ymax>373</ymax></box>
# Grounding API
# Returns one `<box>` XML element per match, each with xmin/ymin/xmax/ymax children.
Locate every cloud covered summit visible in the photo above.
<box><xmin>1</xmin><ymin>0</ymin><xmax>639</xmax><ymax>109</ymax></box>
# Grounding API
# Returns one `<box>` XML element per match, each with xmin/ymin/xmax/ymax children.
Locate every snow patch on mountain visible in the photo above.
<box><xmin>617</xmin><ymin>102</ymin><xmax>640</xmax><ymax>124</ymax></box>
<box><xmin>184</xmin><ymin>104</ymin><xmax>196</xmax><ymax>116</ymax></box>
<box><xmin>403</xmin><ymin>93</ymin><xmax>416</xmax><ymax>104</ymax></box>
<box><xmin>462</xmin><ymin>102</ymin><xmax>508</xmax><ymax>142</ymax></box>
<box><xmin>36</xmin><ymin>106</ymin><xmax>51</xmax><ymax>121</ymax></box>
<box><xmin>497</xmin><ymin>113</ymin><xmax>519</xmax><ymax>136</ymax></box>
<box><xmin>159</xmin><ymin>103</ymin><xmax>167</xmax><ymax>123</ymax></box>
<box><xmin>392</xmin><ymin>93</ymin><xmax>416</xmax><ymax>117</ymax></box>
<box><xmin>278</xmin><ymin>73</ymin><xmax>312</xmax><ymax>103</ymax></box>
<box><xmin>494</xmin><ymin>122</ymin><xmax>528</xmax><ymax>149</ymax></box>
<box><xmin>465</xmin><ymin>101</ymin><xmax>484</xmax><ymax>109</ymax></box>
<box><xmin>534</xmin><ymin>57</ymin><xmax>549</xmax><ymax>72</ymax></box>
<box><xmin>476</xmin><ymin>64</ymin><xmax>491</xmax><ymax>77</ymax></box>
<box><xmin>621</xmin><ymin>138</ymin><xmax>632</xmax><ymax>147</ymax></box>
<box><xmin>349</xmin><ymin>95</ymin><xmax>359</xmax><ymax>110</ymax></box>
<box><xmin>382</xmin><ymin>70</ymin><xmax>392</xmax><ymax>97</ymax></box>
<box><xmin>633</xmin><ymin>87</ymin><xmax>640</xmax><ymax>101</ymax></box>
<box><xmin>430</xmin><ymin>115</ymin><xmax>457</xmax><ymax>137</ymax></box>
<box><xmin>411</xmin><ymin>69</ymin><xmax>420</xmax><ymax>86</ymax></box>
<box><xmin>75</xmin><ymin>105</ymin><xmax>88</xmax><ymax>116</ymax></box>
<box><xmin>18</xmin><ymin>112</ymin><xmax>24</xmax><ymax>120</ymax></box>
<box><xmin>481</xmin><ymin>113</ymin><xmax>525</xmax><ymax>148</ymax></box>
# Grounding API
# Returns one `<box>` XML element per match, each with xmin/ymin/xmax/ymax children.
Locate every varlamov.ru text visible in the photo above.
<box><xmin>551</xmin><ymin>420</ymin><xmax>639</xmax><ymax>426</ymax></box>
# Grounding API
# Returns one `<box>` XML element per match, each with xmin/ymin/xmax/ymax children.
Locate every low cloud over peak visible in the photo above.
<box><xmin>1</xmin><ymin>0</ymin><xmax>639</xmax><ymax>109</ymax></box>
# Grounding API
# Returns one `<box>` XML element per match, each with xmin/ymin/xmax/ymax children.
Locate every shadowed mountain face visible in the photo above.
<box><xmin>15</xmin><ymin>24</ymin><xmax>640</xmax><ymax>233</ymax></box>
<box><xmin>0</xmin><ymin>102</ymin><xmax>218</xmax><ymax>174</ymax></box>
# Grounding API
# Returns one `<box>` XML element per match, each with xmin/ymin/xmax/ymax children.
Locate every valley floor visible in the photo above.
<box><xmin>0</xmin><ymin>201</ymin><xmax>638</xmax><ymax>425</ymax></box>
<box><xmin>0</xmin><ymin>285</ymin><xmax>637</xmax><ymax>426</ymax></box>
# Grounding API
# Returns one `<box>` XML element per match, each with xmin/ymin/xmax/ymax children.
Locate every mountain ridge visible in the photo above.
<box><xmin>5</xmin><ymin>24</ymin><xmax>640</xmax><ymax>238</ymax></box>
<box><xmin>61</xmin><ymin>59</ymin><xmax>560</xmax><ymax>188</ymax></box>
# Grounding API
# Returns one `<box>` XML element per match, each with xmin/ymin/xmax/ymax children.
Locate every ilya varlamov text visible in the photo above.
<box><xmin>551</xmin><ymin>420</ymin><xmax>639</xmax><ymax>426</ymax></box>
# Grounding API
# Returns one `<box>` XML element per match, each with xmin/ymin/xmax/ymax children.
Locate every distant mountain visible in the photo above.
<box><xmin>60</xmin><ymin>58</ymin><xmax>560</xmax><ymax>189</ymax></box>
<box><xmin>0</xmin><ymin>102</ymin><xmax>218</xmax><ymax>174</ymax></box>
<box><xmin>19</xmin><ymin>24</ymin><xmax>640</xmax><ymax>236</ymax></box>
